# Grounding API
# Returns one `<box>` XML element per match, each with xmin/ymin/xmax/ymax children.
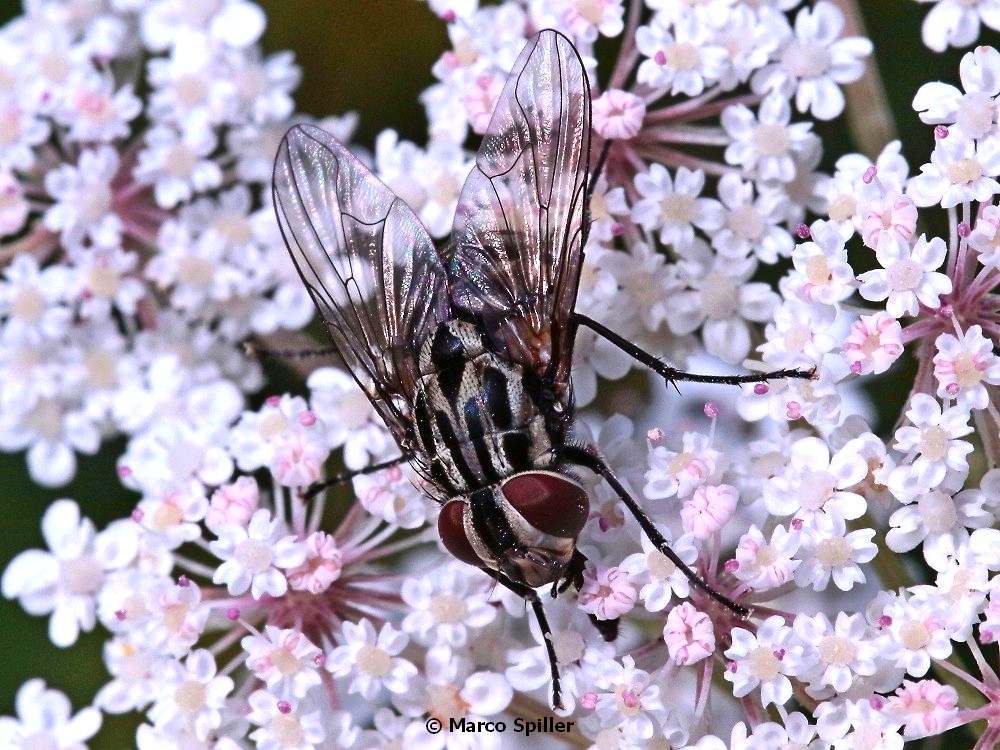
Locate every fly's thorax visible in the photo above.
<box><xmin>437</xmin><ymin>471</ymin><xmax>590</xmax><ymax>588</ymax></box>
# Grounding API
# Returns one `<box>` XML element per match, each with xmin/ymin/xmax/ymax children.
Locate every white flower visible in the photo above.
<box><xmin>892</xmin><ymin>394</ymin><xmax>974</xmax><ymax>487</ymax></box>
<box><xmin>135</xmin><ymin>483</ymin><xmax>208</xmax><ymax>549</ymax></box>
<box><xmin>763</xmin><ymin>436</ymin><xmax>868</xmax><ymax>522</ymax></box>
<box><xmin>645</xmin><ymin>430</ymin><xmax>723</xmax><ymax>501</ymax></box>
<box><xmin>307</xmin><ymin>367</ymin><xmax>395</xmax><ymax>470</ymax></box>
<box><xmin>711</xmin><ymin>173</ymin><xmax>793</xmax><ymax>263</ymax></box>
<box><xmin>916</xmin><ymin>0</ymin><xmax>1000</xmax><ymax>53</ymax></box>
<box><xmin>631</xmin><ymin>165</ymin><xmax>723</xmax><ymax>249</ymax></box>
<box><xmin>913</xmin><ymin>45</ymin><xmax>1000</xmax><ymax>140</ymax></box>
<box><xmin>858</xmin><ymin>234</ymin><xmax>952</xmax><ymax>318</ymax></box>
<box><xmin>401</xmin><ymin>563</ymin><xmax>496</xmax><ymax>647</ymax></box>
<box><xmin>907</xmin><ymin>135</ymin><xmax>1000</xmax><ymax>208</ymax></box>
<box><xmin>793</xmin><ymin>612</ymin><xmax>877</xmax><ymax>696</ymax></box>
<box><xmin>135</xmin><ymin>119</ymin><xmax>223</xmax><ymax>208</ymax></box>
<box><xmin>0</xmin><ymin>98</ymin><xmax>50</xmax><ymax>171</ymax></box>
<box><xmin>210</xmin><ymin>508</ymin><xmax>306</xmax><ymax>599</ymax></box>
<box><xmin>636</xmin><ymin>12</ymin><xmax>727</xmax><ymax>96</ymax></box>
<box><xmin>243</xmin><ymin>626</ymin><xmax>323</xmax><ymax>699</ymax></box>
<box><xmin>0</xmin><ymin>679</ymin><xmax>101</xmax><ymax>749</ymax></box>
<box><xmin>732</xmin><ymin>524</ymin><xmax>801</xmax><ymax>591</ymax></box>
<box><xmin>879</xmin><ymin>596</ymin><xmax>954</xmax><ymax>677</ymax></box>
<box><xmin>56</xmin><ymin>73</ymin><xmax>141</xmax><ymax>143</ymax></box>
<box><xmin>752</xmin><ymin>1</ymin><xmax>872</xmax><ymax>120</ymax></box>
<box><xmin>932</xmin><ymin>325</ymin><xmax>1000</xmax><ymax>410</ymax></box>
<box><xmin>247</xmin><ymin>690</ymin><xmax>329</xmax><ymax>750</ymax></box>
<box><xmin>148</xmin><ymin>650</ymin><xmax>234</xmax><ymax>741</ymax></box>
<box><xmin>794</xmin><ymin>512</ymin><xmax>877</xmax><ymax>592</ymax></box>
<box><xmin>887</xmin><ymin>486</ymin><xmax>992</xmax><ymax>569</ymax></box>
<box><xmin>592</xmin><ymin>655</ymin><xmax>669</xmax><ymax>743</ymax></box>
<box><xmin>725</xmin><ymin>616</ymin><xmax>799</xmax><ymax>707</ymax></box>
<box><xmin>843</xmin><ymin>312</ymin><xmax>905</xmax><ymax>376</ymax></box>
<box><xmin>2</xmin><ymin>499</ymin><xmax>137</xmax><ymax>647</ymax></box>
<box><xmin>785</xmin><ymin>220</ymin><xmax>856</xmax><ymax>306</ymax></box>
<box><xmin>671</xmin><ymin>242</ymin><xmax>779</xmax><ymax>364</ymax></box>
<box><xmin>43</xmin><ymin>146</ymin><xmax>124</xmax><ymax>253</ymax></box>
<box><xmin>555</xmin><ymin>0</ymin><xmax>625</xmax><ymax>42</ymax></box>
<box><xmin>326</xmin><ymin>619</ymin><xmax>417</xmax><ymax>700</ymax></box>
<box><xmin>723</xmin><ymin>93</ymin><xmax>817</xmax><ymax>182</ymax></box>
<box><xmin>353</xmin><ymin>463</ymin><xmax>431</xmax><ymax>529</ymax></box>
<box><xmin>969</xmin><ymin>202</ymin><xmax>1000</xmax><ymax>268</ymax></box>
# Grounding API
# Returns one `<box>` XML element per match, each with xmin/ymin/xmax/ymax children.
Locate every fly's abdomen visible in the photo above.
<box><xmin>413</xmin><ymin>320</ymin><xmax>552</xmax><ymax>494</ymax></box>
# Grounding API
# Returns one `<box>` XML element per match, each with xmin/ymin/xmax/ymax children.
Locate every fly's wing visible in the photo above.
<box><xmin>446</xmin><ymin>29</ymin><xmax>591</xmax><ymax>401</ymax></box>
<box><xmin>273</xmin><ymin>124</ymin><xmax>451</xmax><ymax>447</ymax></box>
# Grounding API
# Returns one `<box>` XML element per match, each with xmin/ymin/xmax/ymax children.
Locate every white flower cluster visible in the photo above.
<box><xmin>0</xmin><ymin>0</ymin><xmax>359</xmax><ymax>487</ymax></box>
<box><xmin>1</xmin><ymin>1</ymin><xmax>999</xmax><ymax>750</ymax></box>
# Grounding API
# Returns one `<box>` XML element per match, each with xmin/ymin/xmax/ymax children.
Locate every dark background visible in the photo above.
<box><xmin>0</xmin><ymin>1</ymin><xmax>994</xmax><ymax>746</ymax></box>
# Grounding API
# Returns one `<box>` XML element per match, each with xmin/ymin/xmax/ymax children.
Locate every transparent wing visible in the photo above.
<box><xmin>446</xmin><ymin>29</ymin><xmax>591</xmax><ymax>396</ymax></box>
<box><xmin>273</xmin><ymin>124</ymin><xmax>452</xmax><ymax>445</ymax></box>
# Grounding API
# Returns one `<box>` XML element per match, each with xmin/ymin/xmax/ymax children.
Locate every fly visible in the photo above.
<box><xmin>271</xmin><ymin>29</ymin><xmax>812</xmax><ymax>710</ymax></box>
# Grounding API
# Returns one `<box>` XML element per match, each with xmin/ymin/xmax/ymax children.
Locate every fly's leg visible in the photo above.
<box><xmin>572</xmin><ymin>313</ymin><xmax>814</xmax><ymax>387</ymax></box>
<box><xmin>557</xmin><ymin>444</ymin><xmax>751</xmax><ymax>620</ymax></box>
<box><xmin>302</xmin><ymin>454</ymin><xmax>414</xmax><ymax>500</ymax></box>
<box><xmin>487</xmin><ymin>570</ymin><xmax>564</xmax><ymax>711</ymax></box>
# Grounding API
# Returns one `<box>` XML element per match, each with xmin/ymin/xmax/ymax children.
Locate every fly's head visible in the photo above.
<box><xmin>437</xmin><ymin>471</ymin><xmax>590</xmax><ymax>589</ymax></box>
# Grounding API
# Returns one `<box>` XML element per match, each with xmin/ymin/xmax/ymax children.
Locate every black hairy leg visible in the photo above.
<box><xmin>487</xmin><ymin>570</ymin><xmax>564</xmax><ymax>711</ymax></box>
<box><xmin>301</xmin><ymin>454</ymin><xmax>414</xmax><ymax>500</ymax></box>
<box><xmin>557</xmin><ymin>443</ymin><xmax>751</xmax><ymax>620</ymax></box>
<box><xmin>573</xmin><ymin>313</ymin><xmax>814</xmax><ymax>388</ymax></box>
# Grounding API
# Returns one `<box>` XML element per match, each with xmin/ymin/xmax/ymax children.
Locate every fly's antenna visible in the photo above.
<box><xmin>243</xmin><ymin>341</ymin><xmax>338</xmax><ymax>360</ymax></box>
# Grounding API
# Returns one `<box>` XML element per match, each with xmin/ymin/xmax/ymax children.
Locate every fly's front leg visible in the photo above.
<box><xmin>487</xmin><ymin>570</ymin><xmax>564</xmax><ymax>711</ymax></box>
<box><xmin>557</xmin><ymin>444</ymin><xmax>751</xmax><ymax>620</ymax></box>
<box><xmin>572</xmin><ymin>313</ymin><xmax>814</xmax><ymax>388</ymax></box>
<box><xmin>302</xmin><ymin>453</ymin><xmax>414</xmax><ymax>500</ymax></box>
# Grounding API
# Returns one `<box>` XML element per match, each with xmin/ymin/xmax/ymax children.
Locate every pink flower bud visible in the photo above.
<box><xmin>277</xmin><ymin>700</ymin><xmax>292</xmax><ymax>714</ymax></box>
<box><xmin>177</xmin><ymin>575</ymin><xmax>190</xmax><ymax>587</ymax></box>
<box><xmin>441</xmin><ymin>8</ymin><xmax>456</xmax><ymax>22</ymax></box>
<box><xmin>958</xmin><ymin>222</ymin><xmax>971</xmax><ymax>238</ymax></box>
<box><xmin>869</xmin><ymin>696</ymin><xmax>885</xmax><ymax>710</ymax></box>
<box><xmin>946</xmin><ymin>382</ymin><xmax>960</xmax><ymax>396</ymax></box>
<box><xmin>664</xmin><ymin>602</ymin><xmax>716</xmax><ymax>665</ymax></box>
<box><xmin>754</xmin><ymin>382</ymin><xmax>769</xmax><ymax>395</ymax></box>
<box><xmin>117</xmin><ymin>465</ymin><xmax>132</xmax><ymax>479</ymax></box>
<box><xmin>646</xmin><ymin>427</ymin><xmax>665</xmax><ymax>443</ymax></box>
<box><xmin>934</xmin><ymin>125</ymin><xmax>949</xmax><ymax>139</ymax></box>
<box><xmin>298</xmin><ymin>410</ymin><xmax>317</xmax><ymax>427</ymax></box>
<box><xmin>681</xmin><ymin>484</ymin><xmax>739</xmax><ymax>539</ymax></box>
<box><xmin>724</xmin><ymin>559</ymin><xmax>740</xmax><ymax>573</ymax></box>
<box><xmin>115</xmin><ymin>609</ymin><xmax>127</xmax><ymax>621</ymax></box>
<box><xmin>879</xmin><ymin>614</ymin><xmax>892</xmax><ymax>628</ymax></box>
<box><xmin>265</xmin><ymin>395</ymin><xmax>281</xmax><ymax>408</ymax></box>
<box><xmin>131</xmin><ymin>507</ymin><xmax>144</xmax><ymax>522</ymax></box>
<box><xmin>580</xmin><ymin>692</ymin><xmax>598</xmax><ymax>710</ymax></box>
<box><xmin>796</xmin><ymin>223</ymin><xmax>811</xmax><ymax>239</ymax></box>
<box><xmin>654</xmin><ymin>50</ymin><xmax>667</xmax><ymax>66</ymax></box>
<box><xmin>786</xmin><ymin>401</ymin><xmax>802</xmax><ymax>420</ymax></box>
<box><xmin>227</xmin><ymin>607</ymin><xmax>241</xmax><ymax>621</ymax></box>
<box><xmin>592</xmin><ymin>89</ymin><xmax>646</xmax><ymax>140</ymax></box>
<box><xmin>703</xmin><ymin>402</ymin><xmax>720</xmax><ymax>419</ymax></box>
<box><xmin>862</xmin><ymin>165</ymin><xmax>877</xmax><ymax>184</ymax></box>
<box><xmin>791</xmin><ymin>518</ymin><xmax>804</xmax><ymax>531</ymax></box>
<box><xmin>611</xmin><ymin>222</ymin><xmax>625</xmax><ymax>236</ymax></box>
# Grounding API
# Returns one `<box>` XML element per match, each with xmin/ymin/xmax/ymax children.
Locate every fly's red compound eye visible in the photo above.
<box><xmin>437</xmin><ymin>501</ymin><xmax>483</xmax><ymax>567</ymax></box>
<box><xmin>501</xmin><ymin>472</ymin><xmax>589</xmax><ymax>538</ymax></box>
